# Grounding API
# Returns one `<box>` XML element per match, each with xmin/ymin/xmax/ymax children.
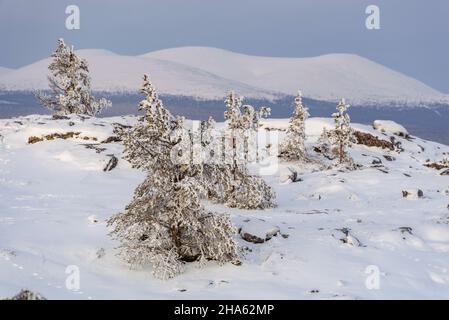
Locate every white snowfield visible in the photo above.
<box><xmin>0</xmin><ymin>67</ymin><xmax>11</xmax><ymax>76</ymax></box>
<box><xmin>146</xmin><ymin>47</ymin><xmax>449</xmax><ymax>105</ymax></box>
<box><xmin>0</xmin><ymin>49</ymin><xmax>278</xmax><ymax>100</ymax></box>
<box><xmin>1</xmin><ymin>115</ymin><xmax>449</xmax><ymax>299</ymax></box>
<box><xmin>1</xmin><ymin>47</ymin><xmax>449</xmax><ymax>105</ymax></box>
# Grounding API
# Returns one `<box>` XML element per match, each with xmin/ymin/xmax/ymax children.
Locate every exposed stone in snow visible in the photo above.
<box><xmin>402</xmin><ymin>189</ymin><xmax>424</xmax><ymax>199</ymax></box>
<box><xmin>383</xmin><ymin>155</ymin><xmax>396</xmax><ymax>161</ymax></box>
<box><xmin>239</xmin><ymin>219</ymin><xmax>280</xmax><ymax>244</ymax></box>
<box><xmin>373</xmin><ymin>120</ymin><xmax>409</xmax><ymax>137</ymax></box>
<box><xmin>103</xmin><ymin>154</ymin><xmax>118</xmax><ymax>172</ymax></box>
<box><xmin>334</xmin><ymin>228</ymin><xmax>362</xmax><ymax>247</ymax></box>
<box><xmin>354</xmin><ymin>130</ymin><xmax>394</xmax><ymax>150</ymax></box>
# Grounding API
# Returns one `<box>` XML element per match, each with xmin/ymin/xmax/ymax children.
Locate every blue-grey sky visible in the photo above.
<box><xmin>0</xmin><ymin>0</ymin><xmax>448</xmax><ymax>93</ymax></box>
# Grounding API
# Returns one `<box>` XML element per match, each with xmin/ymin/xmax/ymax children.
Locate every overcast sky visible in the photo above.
<box><xmin>0</xmin><ymin>0</ymin><xmax>448</xmax><ymax>93</ymax></box>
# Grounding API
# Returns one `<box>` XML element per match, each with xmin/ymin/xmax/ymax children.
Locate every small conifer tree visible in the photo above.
<box><xmin>280</xmin><ymin>91</ymin><xmax>310</xmax><ymax>161</ymax></box>
<box><xmin>108</xmin><ymin>75</ymin><xmax>238</xmax><ymax>279</ymax></box>
<box><xmin>36</xmin><ymin>38</ymin><xmax>110</xmax><ymax>116</ymax></box>
<box><xmin>318</xmin><ymin>98</ymin><xmax>356</xmax><ymax>165</ymax></box>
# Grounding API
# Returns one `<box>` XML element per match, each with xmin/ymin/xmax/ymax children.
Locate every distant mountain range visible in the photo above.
<box><xmin>1</xmin><ymin>47</ymin><xmax>448</xmax><ymax>106</ymax></box>
<box><xmin>0</xmin><ymin>66</ymin><xmax>11</xmax><ymax>75</ymax></box>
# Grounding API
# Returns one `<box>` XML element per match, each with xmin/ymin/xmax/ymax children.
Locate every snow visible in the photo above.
<box><xmin>1</xmin><ymin>115</ymin><xmax>449</xmax><ymax>299</ymax></box>
<box><xmin>0</xmin><ymin>49</ymin><xmax>277</xmax><ymax>100</ymax></box>
<box><xmin>373</xmin><ymin>120</ymin><xmax>409</xmax><ymax>136</ymax></box>
<box><xmin>144</xmin><ymin>47</ymin><xmax>449</xmax><ymax>105</ymax></box>
<box><xmin>239</xmin><ymin>219</ymin><xmax>280</xmax><ymax>243</ymax></box>
<box><xmin>0</xmin><ymin>67</ymin><xmax>11</xmax><ymax>76</ymax></box>
<box><xmin>1</xmin><ymin>47</ymin><xmax>449</xmax><ymax>105</ymax></box>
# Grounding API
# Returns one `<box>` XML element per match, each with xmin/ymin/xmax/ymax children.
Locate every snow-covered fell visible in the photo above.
<box><xmin>145</xmin><ymin>47</ymin><xmax>449</xmax><ymax>105</ymax></box>
<box><xmin>0</xmin><ymin>67</ymin><xmax>11</xmax><ymax>76</ymax></box>
<box><xmin>0</xmin><ymin>49</ymin><xmax>278</xmax><ymax>100</ymax></box>
<box><xmin>1</xmin><ymin>47</ymin><xmax>448</xmax><ymax>105</ymax></box>
<box><xmin>1</xmin><ymin>115</ymin><xmax>449</xmax><ymax>299</ymax></box>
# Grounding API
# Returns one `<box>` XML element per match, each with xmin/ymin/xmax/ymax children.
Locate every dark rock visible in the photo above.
<box><xmin>396</xmin><ymin>227</ymin><xmax>413</xmax><ymax>240</ymax></box>
<box><xmin>354</xmin><ymin>131</ymin><xmax>394</xmax><ymax>150</ymax></box>
<box><xmin>27</xmin><ymin>136</ymin><xmax>43</xmax><ymax>144</ymax></box>
<box><xmin>112</xmin><ymin>123</ymin><xmax>132</xmax><ymax>138</ymax></box>
<box><xmin>402</xmin><ymin>190</ymin><xmax>423</xmax><ymax>198</ymax></box>
<box><xmin>231</xmin><ymin>260</ymin><xmax>242</xmax><ymax>266</ymax></box>
<box><xmin>397</xmin><ymin>227</ymin><xmax>413</xmax><ymax>235</ymax></box>
<box><xmin>241</xmin><ymin>232</ymin><xmax>265</xmax><ymax>244</ymax></box>
<box><xmin>424</xmin><ymin>162</ymin><xmax>449</xmax><ymax>170</ymax></box>
<box><xmin>52</xmin><ymin>114</ymin><xmax>70</xmax><ymax>120</ymax></box>
<box><xmin>83</xmin><ymin>144</ymin><xmax>106</xmax><ymax>154</ymax></box>
<box><xmin>383</xmin><ymin>155</ymin><xmax>396</xmax><ymax>161</ymax></box>
<box><xmin>103</xmin><ymin>154</ymin><xmax>118</xmax><ymax>172</ymax></box>
<box><xmin>101</xmin><ymin>136</ymin><xmax>122</xmax><ymax>144</ymax></box>
<box><xmin>334</xmin><ymin>227</ymin><xmax>361</xmax><ymax>247</ymax></box>
<box><xmin>287</xmin><ymin>167</ymin><xmax>302</xmax><ymax>183</ymax></box>
<box><xmin>96</xmin><ymin>248</ymin><xmax>106</xmax><ymax>259</ymax></box>
<box><xmin>240</xmin><ymin>219</ymin><xmax>280</xmax><ymax>244</ymax></box>
<box><xmin>28</xmin><ymin>132</ymin><xmax>97</xmax><ymax>144</ymax></box>
<box><xmin>390</xmin><ymin>136</ymin><xmax>404</xmax><ymax>152</ymax></box>
<box><xmin>440</xmin><ymin>169</ymin><xmax>449</xmax><ymax>176</ymax></box>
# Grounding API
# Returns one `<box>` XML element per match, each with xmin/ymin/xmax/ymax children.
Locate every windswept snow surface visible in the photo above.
<box><xmin>1</xmin><ymin>115</ymin><xmax>449</xmax><ymax>299</ymax></box>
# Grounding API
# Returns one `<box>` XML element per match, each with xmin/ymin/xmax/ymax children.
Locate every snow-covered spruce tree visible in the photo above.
<box><xmin>198</xmin><ymin>116</ymin><xmax>234</xmax><ymax>203</ymax></box>
<box><xmin>319</xmin><ymin>98</ymin><xmax>356</xmax><ymax>165</ymax></box>
<box><xmin>279</xmin><ymin>91</ymin><xmax>310</xmax><ymax>161</ymax></box>
<box><xmin>108</xmin><ymin>75</ymin><xmax>238</xmax><ymax>279</ymax></box>
<box><xmin>315</xmin><ymin>127</ymin><xmax>335</xmax><ymax>160</ymax></box>
<box><xmin>199</xmin><ymin>114</ymin><xmax>272</xmax><ymax>209</ymax></box>
<box><xmin>220</xmin><ymin>91</ymin><xmax>275</xmax><ymax>209</ymax></box>
<box><xmin>36</xmin><ymin>38</ymin><xmax>110</xmax><ymax>116</ymax></box>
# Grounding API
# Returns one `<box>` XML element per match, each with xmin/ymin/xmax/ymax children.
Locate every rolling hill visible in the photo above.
<box><xmin>0</xmin><ymin>49</ymin><xmax>278</xmax><ymax>100</ymax></box>
<box><xmin>144</xmin><ymin>47</ymin><xmax>449</xmax><ymax>105</ymax></box>
<box><xmin>1</xmin><ymin>47</ymin><xmax>448</xmax><ymax>105</ymax></box>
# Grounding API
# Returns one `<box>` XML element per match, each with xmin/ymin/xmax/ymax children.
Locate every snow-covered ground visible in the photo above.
<box><xmin>1</xmin><ymin>115</ymin><xmax>449</xmax><ymax>299</ymax></box>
